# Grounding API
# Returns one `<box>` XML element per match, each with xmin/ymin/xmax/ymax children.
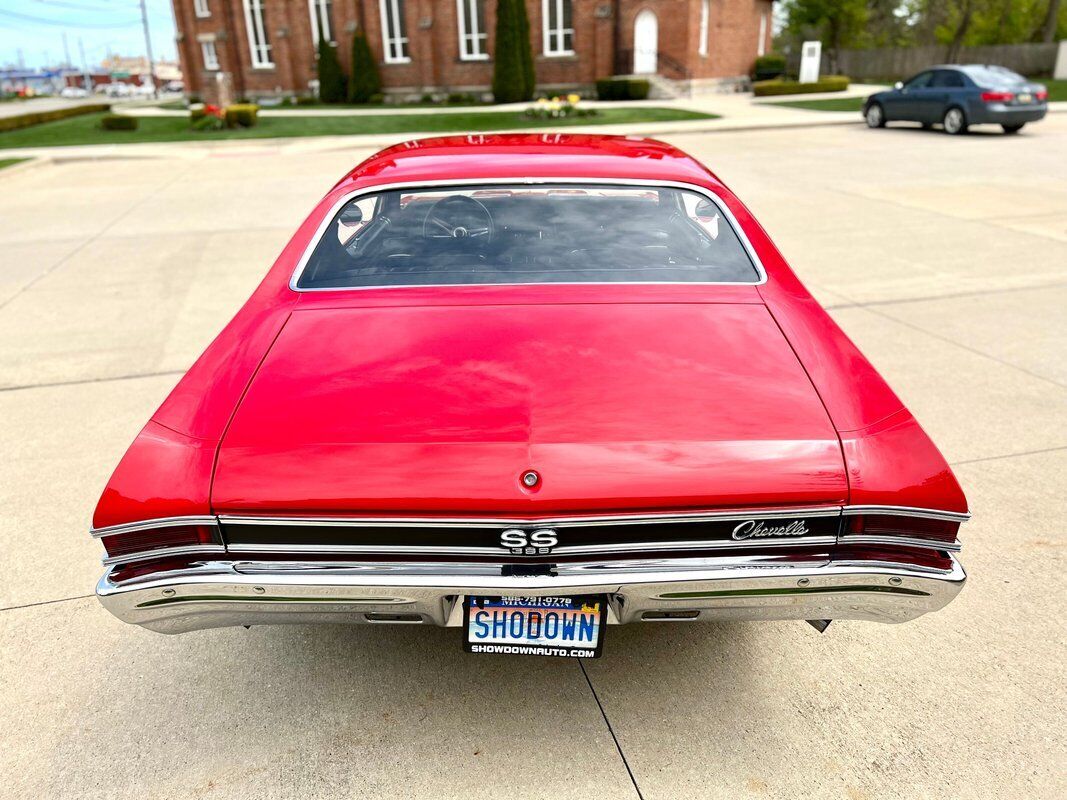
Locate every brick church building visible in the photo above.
<box><xmin>174</xmin><ymin>0</ymin><xmax>775</xmax><ymax>102</ymax></box>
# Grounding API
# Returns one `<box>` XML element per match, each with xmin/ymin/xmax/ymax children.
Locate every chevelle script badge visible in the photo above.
<box><xmin>731</xmin><ymin>519</ymin><xmax>810</xmax><ymax>540</ymax></box>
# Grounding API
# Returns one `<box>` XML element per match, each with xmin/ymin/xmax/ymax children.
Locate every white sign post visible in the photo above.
<box><xmin>799</xmin><ymin>41</ymin><xmax>822</xmax><ymax>84</ymax></box>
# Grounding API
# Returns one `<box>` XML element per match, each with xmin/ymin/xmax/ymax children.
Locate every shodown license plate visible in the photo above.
<box><xmin>463</xmin><ymin>595</ymin><xmax>606</xmax><ymax>658</ymax></box>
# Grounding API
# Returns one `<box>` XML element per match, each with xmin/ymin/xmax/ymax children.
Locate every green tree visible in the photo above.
<box><xmin>781</xmin><ymin>0</ymin><xmax>868</xmax><ymax>73</ymax></box>
<box><xmin>316</xmin><ymin>32</ymin><xmax>346</xmax><ymax>104</ymax></box>
<box><xmin>348</xmin><ymin>28</ymin><xmax>381</xmax><ymax>103</ymax></box>
<box><xmin>492</xmin><ymin>0</ymin><xmax>535</xmax><ymax>103</ymax></box>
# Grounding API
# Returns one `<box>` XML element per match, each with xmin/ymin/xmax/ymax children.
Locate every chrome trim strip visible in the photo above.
<box><xmin>224</xmin><ymin>536</ymin><xmax>839</xmax><ymax>558</ymax></box>
<box><xmin>839</xmin><ymin>535</ymin><xmax>962</xmax><ymax>553</ymax></box>
<box><xmin>91</xmin><ymin>515</ymin><xmax>218</xmax><ymax>539</ymax></box>
<box><xmin>102</xmin><ymin>544</ymin><xmax>227</xmax><ymax>566</ymax></box>
<box><xmin>841</xmin><ymin>505</ymin><xmax>970</xmax><ymax>523</ymax></box>
<box><xmin>286</xmin><ymin>176</ymin><xmax>769</xmax><ymax>291</ymax></box>
<box><xmin>218</xmin><ymin>506</ymin><xmax>844</xmax><ymax>529</ymax></box>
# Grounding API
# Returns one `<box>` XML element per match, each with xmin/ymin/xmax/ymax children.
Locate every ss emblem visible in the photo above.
<box><xmin>500</xmin><ymin>528</ymin><xmax>558</xmax><ymax>555</ymax></box>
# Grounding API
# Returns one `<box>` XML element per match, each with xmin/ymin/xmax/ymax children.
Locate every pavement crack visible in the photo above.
<box><xmin>951</xmin><ymin>444</ymin><xmax>1067</xmax><ymax>467</ymax></box>
<box><xmin>2</xmin><ymin>594</ymin><xmax>93</xmax><ymax>612</ymax></box>
<box><xmin>0</xmin><ymin>369</ymin><xmax>186</xmax><ymax>393</ymax></box>
<box><xmin>821</xmin><ymin>279</ymin><xmax>1067</xmax><ymax>312</ymax></box>
<box><xmin>578</xmin><ymin>658</ymin><xmax>645</xmax><ymax>800</ymax></box>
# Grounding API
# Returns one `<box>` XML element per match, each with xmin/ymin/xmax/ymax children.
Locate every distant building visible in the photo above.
<box><xmin>171</xmin><ymin>0</ymin><xmax>774</xmax><ymax>103</ymax></box>
<box><xmin>101</xmin><ymin>54</ymin><xmax>183</xmax><ymax>85</ymax></box>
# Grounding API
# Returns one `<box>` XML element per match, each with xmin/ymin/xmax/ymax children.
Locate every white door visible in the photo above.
<box><xmin>633</xmin><ymin>10</ymin><xmax>658</xmax><ymax>74</ymax></box>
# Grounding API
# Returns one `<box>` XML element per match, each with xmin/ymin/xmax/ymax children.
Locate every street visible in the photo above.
<box><xmin>1</xmin><ymin>117</ymin><xmax>1064</xmax><ymax>799</ymax></box>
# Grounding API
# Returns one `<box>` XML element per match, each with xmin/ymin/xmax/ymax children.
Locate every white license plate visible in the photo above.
<box><xmin>1018</xmin><ymin>93</ymin><xmax>1032</xmax><ymax>104</ymax></box>
<box><xmin>463</xmin><ymin>595</ymin><xmax>606</xmax><ymax>658</ymax></box>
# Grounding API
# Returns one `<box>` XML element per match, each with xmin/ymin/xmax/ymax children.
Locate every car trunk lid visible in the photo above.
<box><xmin>212</xmin><ymin>302</ymin><xmax>847</xmax><ymax>515</ymax></box>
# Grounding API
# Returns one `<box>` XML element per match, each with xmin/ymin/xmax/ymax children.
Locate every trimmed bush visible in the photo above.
<box><xmin>192</xmin><ymin>114</ymin><xmax>224</xmax><ymax>132</ymax></box>
<box><xmin>99</xmin><ymin>113</ymin><xmax>138</xmax><ymax>131</ymax></box>
<box><xmin>348</xmin><ymin>29</ymin><xmax>381</xmax><ymax>104</ymax></box>
<box><xmin>0</xmin><ymin>103</ymin><xmax>110</xmax><ymax>133</ymax></box>
<box><xmin>295</xmin><ymin>95</ymin><xmax>319</xmax><ymax>106</ymax></box>
<box><xmin>189</xmin><ymin>106</ymin><xmax>207</xmax><ymax>122</ymax></box>
<box><xmin>595</xmin><ymin>78</ymin><xmax>651</xmax><ymax>101</ymax></box>
<box><xmin>754</xmin><ymin>53</ymin><xmax>786</xmax><ymax>81</ymax></box>
<box><xmin>492</xmin><ymin>0</ymin><xmax>535</xmax><ymax>104</ymax></box>
<box><xmin>224</xmin><ymin>103</ymin><xmax>259</xmax><ymax>128</ymax></box>
<box><xmin>753</xmin><ymin>75</ymin><xmax>850</xmax><ymax>97</ymax></box>
<box><xmin>316</xmin><ymin>36</ymin><xmax>347</xmax><ymax>104</ymax></box>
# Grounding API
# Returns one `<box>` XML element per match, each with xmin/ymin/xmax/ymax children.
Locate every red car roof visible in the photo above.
<box><xmin>335</xmin><ymin>134</ymin><xmax>724</xmax><ymax>191</ymax></box>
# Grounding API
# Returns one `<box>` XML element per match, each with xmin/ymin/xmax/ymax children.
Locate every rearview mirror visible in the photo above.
<box><xmin>894</xmin><ymin>81</ymin><xmax>904</xmax><ymax>90</ymax></box>
<box><xmin>338</xmin><ymin>205</ymin><xmax>364</xmax><ymax>225</ymax></box>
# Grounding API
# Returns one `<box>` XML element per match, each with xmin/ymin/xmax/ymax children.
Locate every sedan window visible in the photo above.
<box><xmin>296</xmin><ymin>184</ymin><xmax>761</xmax><ymax>289</ymax></box>
<box><xmin>904</xmin><ymin>71</ymin><xmax>934</xmax><ymax>89</ymax></box>
<box><xmin>931</xmin><ymin>70</ymin><xmax>966</xmax><ymax>88</ymax></box>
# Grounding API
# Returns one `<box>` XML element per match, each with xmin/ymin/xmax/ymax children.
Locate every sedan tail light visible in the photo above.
<box><xmin>846</xmin><ymin>513</ymin><xmax>961</xmax><ymax>545</ymax></box>
<box><xmin>99</xmin><ymin>521</ymin><xmax>221</xmax><ymax>560</ymax></box>
<box><xmin>980</xmin><ymin>91</ymin><xmax>1014</xmax><ymax>103</ymax></box>
<box><xmin>1035</xmin><ymin>89</ymin><xmax>1048</xmax><ymax>101</ymax></box>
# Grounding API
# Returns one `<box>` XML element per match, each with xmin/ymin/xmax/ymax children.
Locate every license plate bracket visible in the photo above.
<box><xmin>463</xmin><ymin>595</ymin><xmax>606</xmax><ymax>658</ymax></box>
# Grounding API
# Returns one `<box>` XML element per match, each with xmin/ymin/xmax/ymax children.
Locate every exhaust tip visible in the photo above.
<box><xmin>806</xmin><ymin>619</ymin><xmax>832</xmax><ymax>633</ymax></box>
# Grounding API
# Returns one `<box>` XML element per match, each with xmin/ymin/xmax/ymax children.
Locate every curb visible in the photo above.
<box><xmin>0</xmin><ymin>156</ymin><xmax>52</xmax><ymax>178</ymax></box>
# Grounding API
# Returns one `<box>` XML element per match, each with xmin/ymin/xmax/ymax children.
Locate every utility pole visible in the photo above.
<box><xmin>138</xmin><ymin>0</ymin><xmax>157</xmax><ymax>98</ymax></box>
<box><xmin>78</xmin><ymin>36</ymin><xmax>91</xmax><ymax>92</ymax></box>
<box><xmin>62</xmin><ymin>32</ymin><xmax>72</xmax><ymax>68</ymax></box>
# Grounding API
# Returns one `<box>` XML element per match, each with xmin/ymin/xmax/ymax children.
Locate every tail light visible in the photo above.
<box><xmin>846</xmin><ymin>513</ymin><xmax>961</xmax><ymax>545</ymax></box>
<box><xmin>980</xmin><ymin>91</ymin><xmax>1014</xmax><ymax>103</ymax></box>
<box><xmin>99</xmin><ymin>522</ymin><xmax>220</xmax><ymax>560</ymax></box>
<box><xmin>1035</xmin><ymin>89</ymin><xmax>1048</xmax><ymax>101</ymax></box>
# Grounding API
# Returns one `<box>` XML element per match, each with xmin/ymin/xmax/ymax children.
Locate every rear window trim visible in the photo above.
<box><xmin>288</xmin><ymin>177</ymin><xmax>768</xmax><ymax>291</ymax></box>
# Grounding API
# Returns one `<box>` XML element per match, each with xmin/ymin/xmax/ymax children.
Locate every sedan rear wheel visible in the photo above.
<box><xmin>943</xmin><ymin>107</ymin><xmax>968</xmax><ymax>135</ymax></box>
<box><xmin>865</xmin><ymin>103</ymin><xmax>885</xmax><ymax>128</ymax></box>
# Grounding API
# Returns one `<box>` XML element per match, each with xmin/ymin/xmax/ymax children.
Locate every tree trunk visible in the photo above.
<box><xmin>1036</xmin><ymin>0</ymin><xmax>1061</xmax><ymax>42</ymax></box>
<box><xmin>946</xmin><ymin>2</ymin><xmax>974</xmax><ymax>63</ymax></box>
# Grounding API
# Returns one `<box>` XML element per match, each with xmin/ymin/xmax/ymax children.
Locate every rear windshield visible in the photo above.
<box><xmin>295</xmin><ymin>183</ymin><xmax>761</xmax><ymax>289</ymax></box>
<box><xmin>960</xmin><ymin>65</ymin><xmax>1027</xmax><ymax>87</ymax></box>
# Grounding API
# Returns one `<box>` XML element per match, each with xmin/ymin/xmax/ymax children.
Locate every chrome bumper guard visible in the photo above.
<box><xmin>96</xmin><ymin>555</ymin><xmax>966</xmax><ymax>634</ymax></box>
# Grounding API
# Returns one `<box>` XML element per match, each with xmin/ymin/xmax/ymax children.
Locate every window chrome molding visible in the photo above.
<box><xmin>90</xmin><ymin>515</ymin><xmax>218</xmax><ymax>539</ymax></box>
<box><xmin>102</xmin><ymin>544</ymin><xmax>227</xmax><ymax>567</ymax></box>
<box><xmin>287</xmin><ymin>176</ymin><xmax>771</xmax><ymax>292</ymax></box>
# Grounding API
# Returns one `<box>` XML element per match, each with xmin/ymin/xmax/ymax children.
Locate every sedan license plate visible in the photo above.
<box><xmin>463</xmin><ymin>595</ymin><xmax>606</xmax><ymax>658</ymax></box>
<box><xmin>1018</xmin><ymin>92</ymin><xmax>1032</xmax><ymax>104</ymax></box>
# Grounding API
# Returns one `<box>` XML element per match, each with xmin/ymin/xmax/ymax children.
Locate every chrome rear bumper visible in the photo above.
<box><xmin>96</xmin><ymin>555</ymin><xmax>966</xmax><ymax>634</ymax></box>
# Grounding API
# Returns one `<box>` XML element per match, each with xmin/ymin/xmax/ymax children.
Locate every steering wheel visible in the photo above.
<box><xmin>422</xmin><ymin>195</ymin><xmax>494</xmax><ymax>244</ymax></box>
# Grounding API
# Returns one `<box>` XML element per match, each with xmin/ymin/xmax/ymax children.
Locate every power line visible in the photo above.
<box><xmin>0</xmin><ymin>8</ymin><xmax>141</xmax><ymax>28</ymax></box>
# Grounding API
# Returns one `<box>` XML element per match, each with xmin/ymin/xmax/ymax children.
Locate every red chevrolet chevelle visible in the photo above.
<box><xmin>92</xmin><ymin>134</ymin><xmax>967</xmax><ymax>656</ymax></box>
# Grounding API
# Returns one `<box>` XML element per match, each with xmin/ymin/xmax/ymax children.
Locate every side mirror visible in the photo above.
<box><xmin>338</xmin><ymin>205</ymin><xmax>363</xmax><ymax>225</ymax></box>
<box><xmin>894</xmin><ymin>81</ymin><xmax>904</xmax><ymax>91</ymax></box>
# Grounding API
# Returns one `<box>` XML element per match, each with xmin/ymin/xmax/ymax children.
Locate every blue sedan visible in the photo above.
<box><xmin>863</xmin><ymin>65</ymin><xmax>1048</xmax><ymax>135</ymax></box>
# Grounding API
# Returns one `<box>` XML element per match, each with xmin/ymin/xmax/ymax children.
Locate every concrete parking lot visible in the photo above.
<box><xmin>1</xmin><ymin>118</ymin><xmax>1064</xmax><ymax>799</ymax></box>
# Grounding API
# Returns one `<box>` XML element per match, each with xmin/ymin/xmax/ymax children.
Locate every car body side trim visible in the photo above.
<box><xmin>90</xmin><ymin>515</ymin><xmax>218</xmax><ymax>539</ymax></box>
<box><xmin>841</xmin><ymin>505</ymin><xmax>970</xmax><ymax>522</ymax></box>
<box><xmin>102</xmin><ymin>544</ymin><xmax>227</xmax><ymax>566</ymax></box>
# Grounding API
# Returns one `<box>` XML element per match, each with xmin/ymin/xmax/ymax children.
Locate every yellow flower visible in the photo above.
<box><xmin>537</xmin><ymin>97</ymin><xmax>548</xmax><ymax>104</ymax></box>
<box><xmin>567</xmin><ymin>93</ymin><xmax>580</xmax><ymax>104</ymax></box>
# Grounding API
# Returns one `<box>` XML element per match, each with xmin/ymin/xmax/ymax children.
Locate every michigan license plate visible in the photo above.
<box><xmin>463</xmin><ymin>595</ymin><xmax>606</xmax><ymax>658</ymax></box>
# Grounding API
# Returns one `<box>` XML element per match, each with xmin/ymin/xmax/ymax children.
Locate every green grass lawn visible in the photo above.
<box><xmin>761</xmin><ymin>97</ymin><xmax>865</xmax><ymax>112</ymax></box>
<box><xmin>0</xmin><ymin>157</ymin><xmax>28</xmax><ymax>170</ymax></box>
<box><xmin>0</xmin><ymin>107</ymin><xmax>715</xmax><ymax>149</ymax></box>
<box><xmin>1037</xmin><ymin>78</ymin><xmax>1067</xmax><ymax>101</ymax></box>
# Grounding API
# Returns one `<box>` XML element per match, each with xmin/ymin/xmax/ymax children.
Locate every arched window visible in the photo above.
<box><xmin>699</xmin><ymin>0</ymin><xmax>710</xmax><ymax>57</ymax></box>
<box><xmin>543</xmin><ymin>0</ymin><xmax>574</xmax><ymax>56</ymax></box>
<box><xmin>758</xmin><ymin>11</ymin><xmax>768</xmax><ymax>57</ymax></box>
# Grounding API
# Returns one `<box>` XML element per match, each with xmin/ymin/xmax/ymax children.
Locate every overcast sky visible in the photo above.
<box><xmin>0</xmin><ymin>0</ymin><xmax>177</xmax><ymax>70</ymax></box>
